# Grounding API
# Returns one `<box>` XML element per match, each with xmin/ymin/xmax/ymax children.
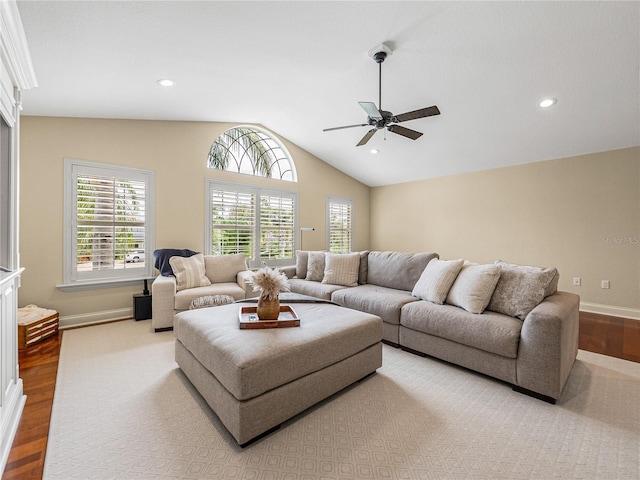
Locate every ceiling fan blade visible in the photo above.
<box><xmin>356</xmin><ymin>128</ymin><xmax>377</xmax><ymax>146</ymax></box>
<box><xmin>394</xmin><ymin>105</ymin><xmax>441</xmax><ymax>123</ymax></box>
<box><xmin>358</xmin><ymin>101</ymin><xmax>383</xmax><ymax>120</ymax></box>
<box><xmin>387</xmin><ymin>124</ymin><xmax>423</xmax><ymax>140</ymax></box>
<box><xmin>323</xmin><ymin>123</ymin><xmax>368</xmax><ymax>132</ymax></box>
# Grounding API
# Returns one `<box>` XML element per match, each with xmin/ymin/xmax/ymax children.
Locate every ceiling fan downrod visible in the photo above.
<box><xmin>373</xmin><ymin>51</ymin><xmax>387</xmax><ymax>112</ymax></box>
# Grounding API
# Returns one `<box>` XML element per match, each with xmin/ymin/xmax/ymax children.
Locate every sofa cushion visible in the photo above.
<box><xmin>358</xmin><ymin>250</ymin><xmax>369</xmax><ymax>285</ymax></box>
<box><xmin>400</xmin><ymin>301</ymin><xmax>522</xmax><ymax>358</ymax></box>
<box><xmin>170</xmin><ymin>253</ymin><xmax>211</xmax><ymax>291</ymax></box>
<box><xmin>446</xmin><ymin>262</ymin><xmax>501</xmax><ymax>314</ymax></box>
<box><xmin>331</xmin><ymin>284</ymin><xmax>419</xmax><ymax>326</ymax></box>
<box><xmin>412</xmin><ymin>258</ymin><xmax>464</xmax><ymax>304</ymax></box>
<box><xmin>153</xmin><ymin>248</ymin><xmax>198</xmax><ymax>276</ymax></box>
<box><xmin>367</xmin><ymin>251</ymin><xmax>438</xmax><ymax>291</ymax></box>
<box><xmin>205</xmin><ymin>253</ymin><xmax>248</xmax><ymax>283</ymax></box>
<box><xmin>295</xmin><ymin>250</ymin><xmax>309</xmax><ymax>279</ymax></box>
<box><xmin>306</xmin><ymin>251</ymin><xmax>326</xmax><ymax>281</ymax></box>
<box><xmin>287</xmin><ymin>278</ymin><xmax>347</xmax><ymax>301</ymax></box>
<box><xmin>322</xmin><ymin>252</ymin><xmax>360</xmax><ymax>287</ymax></box>
<box><xmin>175</xmin><ymin>283</ymin><xmax>247</xmax><ymax>310</ymax></box>
<box><xmin>487</xmin><ymin>261</ymin><xmax>558</xmax><ymax>320</ymax></box>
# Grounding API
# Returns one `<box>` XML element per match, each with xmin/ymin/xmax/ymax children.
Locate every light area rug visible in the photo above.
<box><xmin>43</xmin><ymin>319</ymin><xmax>639</xmax><ymax>480</ymax></box>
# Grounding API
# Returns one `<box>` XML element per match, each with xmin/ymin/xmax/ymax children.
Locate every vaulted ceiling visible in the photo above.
<box><xmin>16</xmin><ymin>1</ymin><xmax>639</xmax><ymax>186</ymax></box>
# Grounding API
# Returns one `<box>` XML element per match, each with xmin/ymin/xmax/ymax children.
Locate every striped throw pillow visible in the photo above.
<box><xmin>169</xmin><ymin>253</ymin><xmax>211</xmax><ymax>291</ymax></box>
<box><xmin>322</xmin><ymin>252</ymin><xmax>360</xmax><ymax>287</ymax></box>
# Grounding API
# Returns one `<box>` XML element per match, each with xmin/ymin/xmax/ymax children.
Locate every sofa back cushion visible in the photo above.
<box><xmin>205</xmin><ymin>253</ymin><xmax>248</xmax><ymax>283</ymax></box>
<box><xmin>367</xmin><ymin>251</ymin><xmax>439</xmax><ymax>291</ymax></box>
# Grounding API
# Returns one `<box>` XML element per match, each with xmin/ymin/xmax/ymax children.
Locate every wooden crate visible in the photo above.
<box><xmin>18</xmin><ymin>312</ymin><xmax>59</xmax><ymax>350</ymax></box>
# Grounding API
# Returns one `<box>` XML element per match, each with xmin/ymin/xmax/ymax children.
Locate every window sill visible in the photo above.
<box><xmin>56</xmin><ymin>276</ymin><xmax>156</xmax><ymax>292</ymax></box>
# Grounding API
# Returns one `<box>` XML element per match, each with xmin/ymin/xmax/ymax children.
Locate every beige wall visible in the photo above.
<box><xmin>19</xmin><ymin>116</ymin><xmax>370</xmax><ymax>322</ymax></box>
<box><xmin>371</xmin><ymin>147</ymin><xmax>640</xmax><ymax>315</ymax></box>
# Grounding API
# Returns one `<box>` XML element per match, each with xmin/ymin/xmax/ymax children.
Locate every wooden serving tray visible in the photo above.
<box><xmin>239</xmin><ymin>305</ymin><xmax>300</xmax><ymax>329</ymax></box>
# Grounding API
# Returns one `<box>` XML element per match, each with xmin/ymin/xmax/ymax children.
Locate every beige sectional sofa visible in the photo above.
<box><xmin>281</xmin><ymin>250</ymin><xmax>580</xmax><ymax>403</ymax></box>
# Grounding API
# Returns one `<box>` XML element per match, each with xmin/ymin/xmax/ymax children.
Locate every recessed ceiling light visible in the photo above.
<box><xmin>539</xmin><ymin>98</ymin><xmax>557</xmax><ymax>108</ymax></box>
<box><xmin>157</xmin><ymin>79</ymin><xmax>175</xmax><ymax>87</ymax></box>
<box><xmin>370</xmin><ymin>148</ymin><xmax>379</xmax><ymax>154</ymax></box>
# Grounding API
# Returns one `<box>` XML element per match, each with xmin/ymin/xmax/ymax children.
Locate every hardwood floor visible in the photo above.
<box><xmin>3</xmin><ymin>312</ymin><xmax>639</xmax><ymax>479</ymax></box>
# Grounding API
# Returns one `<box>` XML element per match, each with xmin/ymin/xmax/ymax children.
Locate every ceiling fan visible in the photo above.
<box><xmin>323</xmin><ymin>45</ymin><xmax>441</xmax><ymax>147</ymax></box>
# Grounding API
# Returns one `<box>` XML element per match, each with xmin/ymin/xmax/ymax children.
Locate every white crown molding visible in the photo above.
<box><xmin>0</xmin><ymin>0</ymin><xmax>38</xmax><ymax>90</ymax></box>
<box><xmin>580</xmin><ymin>302</ymin><xmax>640</xmax><ymax>321</ymax></box>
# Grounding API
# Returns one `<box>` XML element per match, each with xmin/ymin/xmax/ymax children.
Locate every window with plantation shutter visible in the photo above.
<box><xmin>327</xmin><ymin>196</ymin><xmax>353</xmax><ymax>253</ymax></box>
<box><xmin>62</xmin><ymin>159</ymin><xmax>155</xmax><ymax>289</ymax></box>
<box><xmin>207</xmin><ymin>180</ymin><xmax>297</xmax><ymax>268</ymax></box>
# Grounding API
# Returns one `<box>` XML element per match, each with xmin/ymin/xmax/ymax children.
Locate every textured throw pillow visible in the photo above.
<box><xmin>412</xmin><ymin>258</ymin><xmax>464</xmax><ymax>304</ymax></box>
<box><xmin>189</xmin><ymin>294</ymin><xmax>235</xmax><ymax>310</ymax></box>
<box><xmin>446</xmin><ymin>262</ymin><xmax>501</xmax><ymax>314</ymax></box>
<box><xmin>169</xmin><ymin>254</ymin><xmax>211</xmax><ymax>291</ymax></box>
<box><xmin>487</xmin><ymin>261</ymin><xmax>558</xmax><ymax>320</ymax></box>
<box><xmin>306</xmin><ymin>251</ymin><xmax>326</xmax><ymax>282</ymax></box>
<box><xmin>205</xmin><ymin>253</ymin><xmax>247</xmax><ymax>283</ymax></box>
<box><xmin>322</xmin><ymin>252</ymin><xmax>360</xmax><ymax>287</ymax></box>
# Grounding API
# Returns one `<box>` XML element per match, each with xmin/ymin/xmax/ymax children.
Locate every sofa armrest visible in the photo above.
<box><xmin>516</xmin><ymin>291</ymin><xmax>580</xmax><ymax>401</ymax></box>
<box><xmin>152</xmin><ymin>275</ymin><xmax>177</xmax><ymax>331</ymax></box>
<box><xmin>237</xmin><ymin>270</ymin><xmax>256</xmax><ymax>298</ymax></box>
<box><xmin>279</xmin><ymin>265</ymin><xmax>297</xmax><ymax>279</ymax></box>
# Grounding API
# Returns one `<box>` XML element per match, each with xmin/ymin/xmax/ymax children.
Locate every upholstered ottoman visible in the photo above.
<box><xmin>174</xmin><ymin>302</ymin><xmax>382</xmax><ymax>446</ymax></box>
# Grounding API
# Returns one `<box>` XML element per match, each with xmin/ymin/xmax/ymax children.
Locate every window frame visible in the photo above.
<box><xmin>207</xmin><ymin>125</ymin><xmax>297</xmax><ymax>182</ymax></box>
<box><xmin>60</xmin><ymin>158</ymin><xmax>155</xmax><ymax>291</ymax></box>
<box><xmin>326</xmin><ymin>196</ymin><xmax>354</xmax><ymax>253</ymax></box>
<box><xmin>205</xmin><ymin>179</ymin><xmax>298</xmax><ymax>268</ymax></box>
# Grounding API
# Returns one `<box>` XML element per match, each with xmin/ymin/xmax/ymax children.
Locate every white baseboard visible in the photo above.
<box><xmin>580</xmin><ymin>302</ymin><xmax>640</xmax><ymax>320</ymax></box>
<box><xmin>59</xmin><ymin>308</ymin><xmax>133</xmax><ymax>329</ymax></box>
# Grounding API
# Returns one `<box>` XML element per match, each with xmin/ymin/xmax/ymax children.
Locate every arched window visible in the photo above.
<box><xmin>207</xmin><ymin>126</ymin><xmax>297</xmax><ymax>182</ymax></box>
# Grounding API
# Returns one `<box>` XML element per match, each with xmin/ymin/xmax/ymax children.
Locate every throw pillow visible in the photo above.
<box><xmin>189</xmin><ymin>294</ymin><xmax>235</xmax><ymax>310</ymax></box>
<box><xmin>358</xmin><ymin>250</ymin><xmax>369</xmax><ymax>285</ymax></box>
<box><xmin>446</xmin><ymin>262</ymin><xmax>501</xmax><ymax>314</ymax></box>
<box><xmin>295</xmin><ymin>250</ymin><xmax>309</xmax><ymax>279</ymax></box>
<box><xmin>322</xmin><ymin>252</ymin><xmax>360</xmax><ymax>287</ymax></box>
<box><xmin>487</xmin><ymin>261</ymin><xmax>558</xmax><ymax>320</ymax></box>
<box><xmin>306</xmin><ymin>251</ymin><xmax>326</xmax><ymax>282</ymax></box>
<box><xmin>153</xmin><ymin>248</ymin><xmax>198</xmax><ymax>276</ymax></box>
<box><xmin>412</xmin><ymin>258</ymin><xmax>464</xmax><ymax>304</ymax></box>
<box><xmin>169</xmin><ymin>253</ymin><xmax>211</xmax><ymax>292</ymax></box>
<box><xmin>205</xmin><ymin>253</ymin><xmax>248</xmax><ymax>283</ymax></box>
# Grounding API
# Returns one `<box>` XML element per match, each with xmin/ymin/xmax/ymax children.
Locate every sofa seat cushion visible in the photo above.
<box><xmin>288</xmin><ymin>278</ymin><xmax>347</xmax><ymax>301</ymax></box>
<box><xmin>400</xmin><ymin>301</ymin><xmax>522</xmax><ymax>358</ymax></box>
<box><xmin>175</xmin><ymin>283</ymin><xmax>246</xmax><ymax>310</ymax></box>
<box><xmin>331</xmin><ymin>284</ymin><xmax>419</xmax><ymax>326</ymax></box>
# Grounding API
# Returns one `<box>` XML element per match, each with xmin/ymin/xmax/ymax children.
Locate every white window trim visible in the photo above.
<box><xmin>326</xmin><ymin>195</ymin><xmax>354</xmax><ymax>253</ymax></box>
<box><xmin>205</xmin><ymin>179</ymin><xmax>298</xmax><ymax>268</ymax></box>
<box><xmin>58</xmin><ymin>158</ymin><xmax>155</xmax><ymax>291</ymax></box>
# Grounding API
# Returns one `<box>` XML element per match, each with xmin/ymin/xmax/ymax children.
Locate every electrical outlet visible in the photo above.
<box><xmin>573</xmin><ymin>277</ymin><xmax>581</xmax><ymax>286</ymax></box>
<box><xmin>601</xmin><ymin>280</ymin><xmax>610</xmax><ymax>289</ymax></box>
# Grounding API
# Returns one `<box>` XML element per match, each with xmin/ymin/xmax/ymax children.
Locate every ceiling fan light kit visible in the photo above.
<box><xmin>324</xmin><ymin>42</ymin><xmax>441</xmax><ymax>147</ymax></box>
